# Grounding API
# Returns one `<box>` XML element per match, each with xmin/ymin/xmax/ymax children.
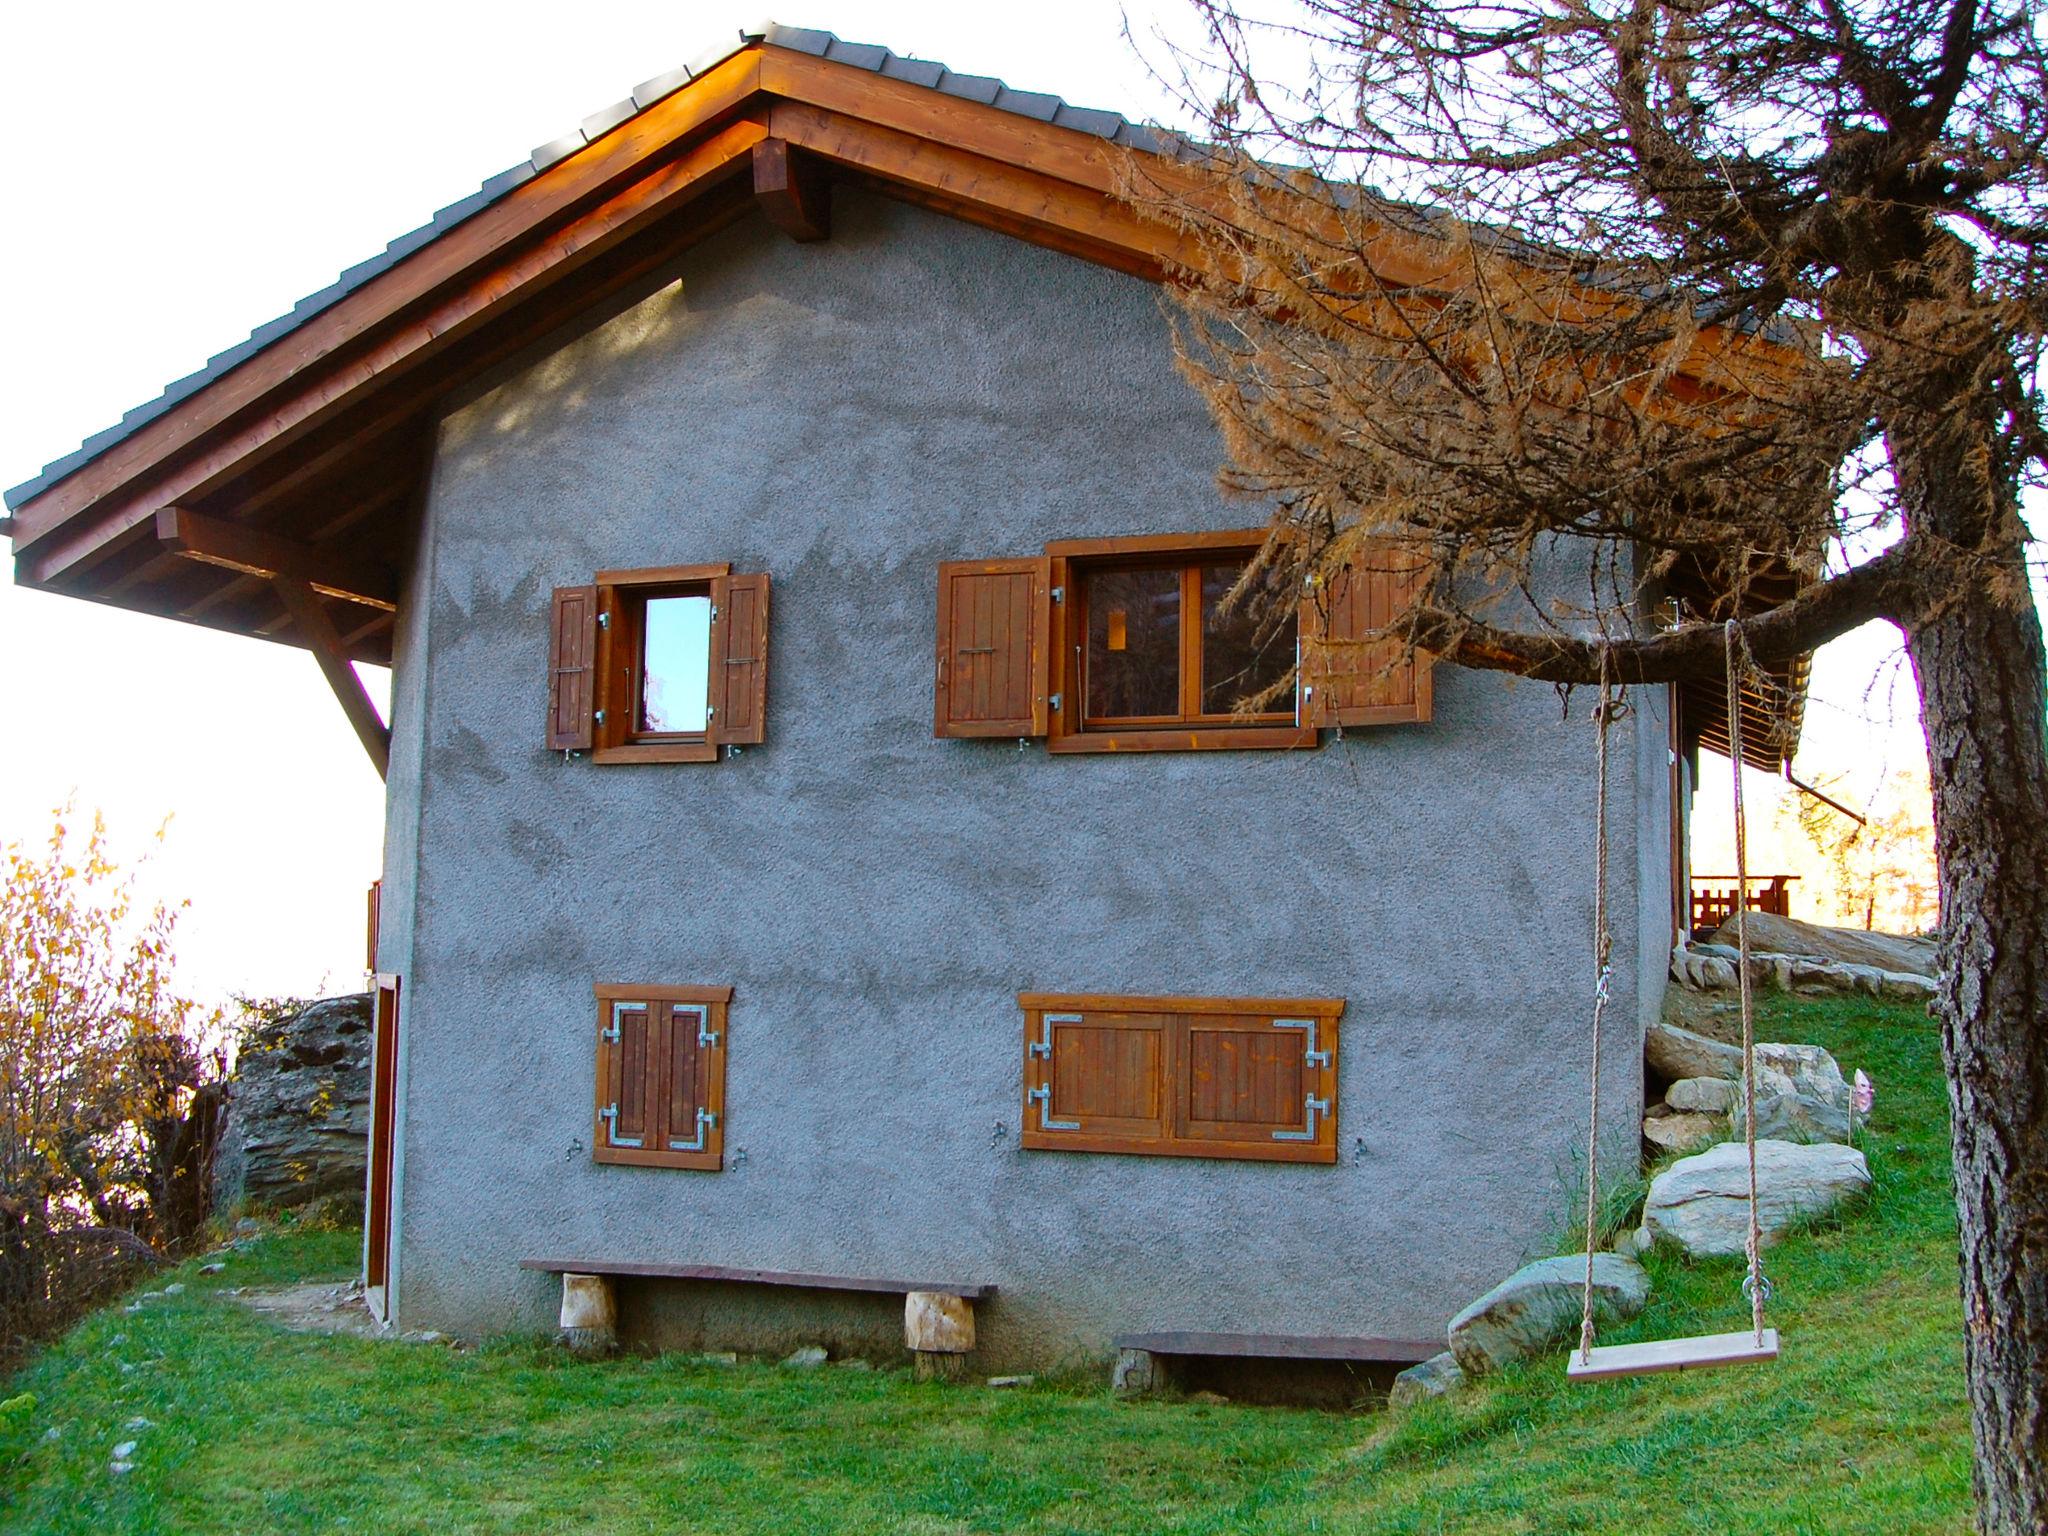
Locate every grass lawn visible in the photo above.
<box><xmin>0</xmin><ymin>993</ymin><xmax>1970</xmax><ymax>1534</ymax></box>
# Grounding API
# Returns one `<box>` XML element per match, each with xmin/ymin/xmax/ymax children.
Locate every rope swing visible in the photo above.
<box><xmin>1565</xmin><ymin>623</ymin><xmax>1781</xmax><ymax>1381</ymax></box>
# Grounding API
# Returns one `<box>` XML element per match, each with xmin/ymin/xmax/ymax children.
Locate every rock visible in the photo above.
<box><xmin>1643</xmin><ymin>1112</ymin><xmax>1722</xmax><ymax>1153</ymax></box>
<box><xmin>41</xmin><ymin>1428</ymin><xmax>61</xmax><ymax>1444</ymax></box>
<box><xmin>402</xmin><ymin>1330</ymin><xmax>448</xmax><ymax>1345</ymax></box>
<box><xmin>1666</xmin><ymin>1077</ymin><xmax>1738</xmax><ymax>1115</ymax></box>
<box><xmin>109</xmin><ymin>1461</ymin><xmax>134</xmax><ymax>1476</ymax></box>
<box><xmin>985</xmin><ymin>1375</ymin><xmax>1035</xmax><ymax>1388</ymax></box>
<box><xmin>1732</xmin><ymin>1046</ymin><xmax>1853</xmax><ymax>1144</ymax></box>
<box><xmin>781</xmin><ymin>1345</ymin><xmax>829</xmax><ymax>1369</ymax></box>
<box><xmin>694</xmin><ymin>1351</ymin><xmax>738</xmax><ymax>1366</ymax></box>
<box><xmin>216</xmin><ymin>995</ymin><xmax>373</xmax><ymax>1215</ymax></box>
<box><xmin>112</xmin><ymin>1440</ymin><xmax>138</xmax><ymax>1460</ymax></box>
<box><xmin>1112</xmin><ymin>1347</ymin><xmax>1158</xmax><ymax>1395</ymax></box>
<box><xmin>162</xmin><ymin>1283</ymin><xmax>184</xmax><ymax>1296</ymax></box>
<box><xmin>1880</xmin><ymin>971</ymin><xmax>1938</xmax><ymax>1001</ymax></box>
<box><xmin>124</xmin><ymin>1417</ymin><xmax>153</xmax><ymax>1431</ymax></box>
<box><xmin>108</xmin><ymin>1333</ymin><xmax>126</xmax><ymax>1347</ymax></box>
<box><xmin>233</xmin><ymin>1218</ymin><xmax>260</xmax><ymax>1237</ymax></box>
<box><xmin>1447</xmin><ymin>1254</ymin><xmax>1650</xmax><ymax>1376</ymax></box>
<box><xmin>1646</xmin><ymin>1022</ymin><xmax>1745</xmax><ymax>1081</ymax></box>
<box><xmin>1642</xmin><ymin>1139</ymin><xmax>1872</xmax><ymax>1256</ymax></box>
<box><xmin>197</xmin><ymin>1263</ymin><xmax>225</xmax><ymax>1276</ymax></box>
<box><xmin>1188</xmin><ymin>1390</ymin><xmax>1231</xmax><ymax>1405</ymax></box>
<box><xmin>1708</xmin><ymin>912</ymin><xmax>1938</xmax><ymax>977</ymax></box>
<box><xmin>1388</xmin><ymin>1351</ymin><xmax>1464</xmax><ymax>1406</ymax></box>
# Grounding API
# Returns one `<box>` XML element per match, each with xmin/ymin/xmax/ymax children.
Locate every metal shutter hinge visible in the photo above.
<box><xmin>1026</xmin><ymin>1084</ymin><xmax>1080</xmax><ymax>1132</ymax></box>
<box><xmin>600</xmin><ymin>1104</ymin><xmax>643</xmax><ymax>1148</ymax></box>
<box><xmin>1028</xmin><ymin>1012</ymin><xmax>1080</xmax><ymax>1060</ymax></box>
<box><xmin>1275</xmin><ymin>1018</ymin><xmax>1332</xmax><ymax>1068</ymax></box>
<box><xmin>669</xmin><ymin>1107</ymin><xmax>718</xmax><ymax>1152</ymax></box>
<box><xmin>1273</xmin><ymin>1094</ymin><xmax>1330</xmax><ymax>1142</ymax></box>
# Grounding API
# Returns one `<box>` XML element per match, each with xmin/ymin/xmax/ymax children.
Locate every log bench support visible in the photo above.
<box><xmin>904</xmin><ymin>1290</ymin><xmax>976</xmax><ymax>1382</ymax></box>
<box><xmin>559</xmin><ymin>1272</ymin><xmax>618</xmax><ymax>1358</ymax></box>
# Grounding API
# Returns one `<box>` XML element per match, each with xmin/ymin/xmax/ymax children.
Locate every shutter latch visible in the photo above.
<box><xmin>1026</xmin><ymin>1084</ymin><xmax>1080</xmax><ymax>1132</ymax></box>
<box><xmin>1272</xmin><ymin>1094</ymin><xmax>1331</xmax><ymax>1143</ymax></box>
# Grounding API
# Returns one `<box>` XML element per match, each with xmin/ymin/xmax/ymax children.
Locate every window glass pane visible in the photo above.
<box><xmin>1201</xmin><ymin>563</ymin><xmax>1296</xmax><ymax>716</ymax></box>
<box><xmin>1085</xmin><ymin>566</ymin><xmax>1181</xmax><ymax>719</ymax></box>
<box><xmin>640</xmin><ymin>594</ymin><xmax>711</xmax><ymax>733</ymax></box>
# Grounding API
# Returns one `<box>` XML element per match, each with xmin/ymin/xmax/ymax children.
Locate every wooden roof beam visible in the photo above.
<box><xmin>157</xmin><ymin>506</ymin><xmax>398</xmax><ymax>610</ymax></box>
<box><xmin>752</xmin><ymin>138</ymin><xmax>830</xmax><ymax>241</ymax></box>
<box><xmin>272</xmin><ymin>576</ymin><xmax>390</xmax><ymax>779</ymax></box>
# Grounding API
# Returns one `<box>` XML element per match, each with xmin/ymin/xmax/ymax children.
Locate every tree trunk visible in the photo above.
<box><xmin>1896</xmin><ymin>430</ymin><xmax>2048</xmax><ymax>1532</ymax></box>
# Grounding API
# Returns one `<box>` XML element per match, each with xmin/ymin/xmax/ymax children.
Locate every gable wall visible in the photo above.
<box><xmin>377</xmin><ymin>190</ymin><xmax>1660</xmax><ymax>1368</ymax></box>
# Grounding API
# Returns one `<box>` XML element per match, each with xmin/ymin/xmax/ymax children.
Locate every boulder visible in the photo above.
<box><xmin>216</xmin><ymin>995</ymin><xmax>372</xmax><ymax>1213</ymax></box>
<box><xmin>1642</xmin><ymin>1139</ymin><xmax>1871</xmax><ymax>1256</ymax></box>
<box><xmin>1666</xmin><ymin>1077</ymin><xmax>1738</xmax><ymax>1115</ymax></box>
<box><xmin>1389</xmin><ymin>1351</ymin><xmax>1464</xmax><ymax>1406</ymax></box>
<box><xmin>1446</xmin><ymin>1254</ymin><xmax>1649</xmax><ymax>1376</ymax></box>
<box><xmin>1708</xmin><ymin>912</ymin><xmax>1938</xmax><ymax>978</ymax></box>
<box><xmin>1643</xmin><ymin>1112</ymin><xmax>1722</xmax><ymax>1153</ymax></box>
<box><xmin>1731</xmin><ymin>1045</ymin><xmax>1852</xmax><ymax>1144</ymax></box>
<box><xmin>1646</xmin><ymin>1022</ymin><xmax>1745</xmax><ymax>1082</ymax></box>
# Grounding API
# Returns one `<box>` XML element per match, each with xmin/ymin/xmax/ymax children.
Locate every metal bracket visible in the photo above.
<box><xmin>675</xmin><ymin>1003</ymin><xmax>719</xmax><ymax>1049</ymax></box>
<box><xmin>598</xmin><ymin>611</ymin><xmax>611</xmax><ymax>629</ymax></box>
<box><xmin>1274</xmin><ymin>1018</ymin><xmax>1331</xmax><ymax>1068</ymax></box>
<box><xmin>1028</xmin><ymin>1012</ymin><xmax>1080</xmax><ymax>1060</ymax></box>
<box><xmin>1273</xmin><ymin>1094</ymin><xmax>1331</xmax><ymax>1142</ymax></box>
<box><xmin>668</xmin><ymin>1107</ymin><xmax>718</xmax><ymax>1153</ymax></box>
<box><xmin>1047</xmin><ymin>692</ymin><xmax>1063</xmax><ymax>712</ymax></box>
<box><xmin>602</xmin><ymin>1002</ymin><xmax>637</xmax><ymax>1045</ymax></box>
<box><xmin>599</xmin><ymin>1104</ymin><xmax>643</xmax><ymax>1148</ymax></box>
<box><xmin>594</xmin><ymin>708</ymin><xmax>607</xmax><ymax>726</ymax></box>
<box><xmin>1050</xmin><ymin>585</ymin><xmax>1065</xmax><ymax>603</ymax></box>
<box><xmin>1026</xmin><ymin>1084</ymin><xmax>1080</xmax><ymax>1131</ymax></box>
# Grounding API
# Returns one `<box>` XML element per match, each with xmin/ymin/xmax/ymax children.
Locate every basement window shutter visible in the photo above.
<box><xmin>593</xmin><ymin>986</ymin><xmax>731</xmax><ymax>1171</ymax></box>
<box><xmin>708</xmin><ymin>573</ymin><xmax>771</xmax><ymax>746</ymax></box>
<box><xmin>547</xmin><ymin>584</ymin><xmax>600</xmax><ymax>749</ymax></box>
<box><xmin>935</xmin><ymin>558</ymin><xmax>1051</xmax><ymax>738</ymax></box>
<box><xmin>1300</xmin><ymin>545</ymin><xmax>1434</xmax><ymax>727</ymax></box>
<box><xmin>1020</xmin><ymin>995</ymin><xmax>1341</xmax><ymax>1164</ymax></box>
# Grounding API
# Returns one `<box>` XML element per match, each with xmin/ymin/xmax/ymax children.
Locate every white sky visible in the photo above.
<box><xmin>0</xmin><ymin>4</ymin><xmax>2033</xmax><ymax>1004</ymax></box>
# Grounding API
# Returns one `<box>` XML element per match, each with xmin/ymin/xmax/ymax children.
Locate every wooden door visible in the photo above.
<box><xmin>365</xmin><ymin>973</ymin><xmax>402</xmax><ymax>1321</ymax></box>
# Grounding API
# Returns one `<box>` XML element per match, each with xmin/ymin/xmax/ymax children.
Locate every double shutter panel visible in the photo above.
<box><xmin>934</xmin><ymin>558</ymin><xmax>1052</xmax><ymax>737</ymax></box>
<box><xmin>593</xmin><ymin>986</ymin><xmax>730</xmax><ymax>1170</ymax></box>
<box><xmin>1299</xmin><ymin>543</ymin><xmax>1434</xmax><ymax>727</ymax></box>
<box><xmin>1019</xmin><ymin>995</ymin><xmax>1341</xmax><ymax>1164</ymax></box>
<box><xmin>546</xmin><ymin>584</ymin><xmax>600</xmax><ymax>749</ymax></box>
<box><xmin>710</xmin><ymin>572</ymin><xmax>771</xmax><ymax>746</ymax></box>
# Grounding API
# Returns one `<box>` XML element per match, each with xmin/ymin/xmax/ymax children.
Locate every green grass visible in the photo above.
<box><xmin>0</xmin><ymin>995</ymin><xmax>1970</xmax><ymax>1534</ymax></box>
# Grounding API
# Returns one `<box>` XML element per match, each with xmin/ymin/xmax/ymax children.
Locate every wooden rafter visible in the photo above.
<box><xmin>157</xmin><ymin>506</ymin><xmax>397</xmax><ymax>609</ymax></box>
<box><xmin>752</xmin><ymin>138</ymin><xmax>830</xmax><ymax>241</ymax></box>
<box><xmin>272</xmin><ymin>576</ymin><xmax>391</xmax><ymax>779</ymax></box>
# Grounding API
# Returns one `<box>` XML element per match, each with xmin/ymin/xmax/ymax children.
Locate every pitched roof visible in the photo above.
<box><xmin>4</xmin><ymin>22</ymin><xmax>1169</xmax><ymax>513</ymax></box>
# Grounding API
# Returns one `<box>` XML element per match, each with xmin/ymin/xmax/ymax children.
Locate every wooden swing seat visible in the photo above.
<box><xmin>1566</xmin><ymin>1327</ymin><xmax>1780</xmax><ymax>1381</ymax></box>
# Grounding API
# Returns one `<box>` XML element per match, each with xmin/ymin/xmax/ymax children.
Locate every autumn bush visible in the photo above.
<box><xmin>0</xmin><ymin>809</ymin><xmax>227</xmax><ymax>1363</ymax></box>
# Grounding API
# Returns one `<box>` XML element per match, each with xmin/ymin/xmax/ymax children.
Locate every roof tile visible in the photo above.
<box><xmin>631</xmin><ymin>66</ymin><xmax>691</xmax><ymax>109</ymax></box>
<box><xmin>762</xmin><ymin>24</ymin><xmax>833</xmax><ymax>55</ymax></box>
<box><xmin>878</xmin><ymin>54</ymin><xmax>945</xmax><ymax>88</ymax></box>
<box><xmin>1051</xmin><ymin>103</ymin><xmax>1123</xmax><ymax>139</ymax></box>
<box><xmin>992</xmin><ymin>86</ymin><xmax>1061</xmax><ymax>122</ymax></box>
<box><xmin>528</xmin><ymin>130</ymin><xmax>587</xmax><ymax>172</ymax></box>
<box><xmin>822</xmin><ymin>38</ymin><xmax>891</xmax><ymax>71</ymax></box>
<box><xmin>580</xmin><ymin>97</ymin><xmax>639</xmax><ymax>142</ymax></box>
<box><xmin>936</xmin><ymin>70</ymin><xmax>1002</xmax><ymax>106</ymax></box>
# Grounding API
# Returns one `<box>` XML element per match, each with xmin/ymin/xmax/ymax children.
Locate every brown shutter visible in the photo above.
<box><xmin>655</xmin><ymin>1000</ymin><xmax>725</xmax><ymax>1170</ymax></box>
<box><xmin>1021</xmin><ymin>1005</ymin><xmax>1171</xmax><ymax>1153</ymax></box>
<box><xmin>1175</xmin><ymin>1012</ymin><xmax>1338</xmax><ymax>1163</ymax></box>
<box><xmin>595</xmin><ymin>1001</ymin><xmax>654</xmax><ymax>1157</ymax></box>
<box><xmin>935</xmin><ymin>558</ymin><xmax>1051</xmax><ymax>738</ymax></box>
<box><xmin>547</xmin><ymin>584</ymin><xmax>600</xmax><ymax>749</ymax></box>
<box><xmin>709</xmin><ymin>573</ymin><xmax>771</xmax><ymax>746</ymax></box>
<box><xmin>1300</xmin><ymin>543</ymin><xmax>1433</xmax><ymax>727</ymax></box>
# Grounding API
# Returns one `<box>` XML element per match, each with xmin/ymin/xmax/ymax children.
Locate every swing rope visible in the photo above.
<box><xmin>1576</xmin><ymin>649</ymin><xmax>1617</xmax><ymax>1366</ymax></box>
<box><xmin>1726</xmin><ymin>619</ymin><xmax>1771</xmax><ymax>1344</ymax></box>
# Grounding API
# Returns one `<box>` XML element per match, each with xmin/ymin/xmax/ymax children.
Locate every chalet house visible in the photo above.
<box><xmin>5</xmin><ymin>24</ymin><xmax>1797</xmax><ymax>1380</ymax></box>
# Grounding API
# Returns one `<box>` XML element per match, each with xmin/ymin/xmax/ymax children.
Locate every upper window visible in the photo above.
<box><xmin>934</xmin><ymin>531</ymin><xmax>1430</xmax><ymax>753</ymax></box>
<box><xmin>547</xmin><ymin>565</ymin><xmax>770</xmax><ymax>764</ymax></box>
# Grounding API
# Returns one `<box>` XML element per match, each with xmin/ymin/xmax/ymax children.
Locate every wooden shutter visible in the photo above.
<box><xmin>365</xmin><ymin>973</ymin><xmax>401</xmax><ymax>1311</ymax></box>
<box><xmin>547</xmin><ymin>584</ymin><xmax>600</xmax><ymax>749</ymax></box>
<box><xmin>593</xmin><ymin>985</ymin><xmax>731</xmax><ymax>1170</ymax></box>
<box><xmin>709</xmin><ymin>572</ymin><xmax>771</xmax><ymax>746</ymax></box>
<box><xmin>1300</xmin><ymin>544</ymin><xmax>1433</xmax><ymax>727</ymax></box>
<box><xmin>1020</xmin><ymin>994</ymin><xmax>1341</xmax><ymax>1164</ymax></box>
<box><xmin>935</xmin><ymin>558</ymin><xmax>1051</xmax><ymax>738</ymax></box>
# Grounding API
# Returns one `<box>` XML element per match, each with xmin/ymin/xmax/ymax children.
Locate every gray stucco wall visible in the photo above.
<box><xmin>376</xmin><ymin>190</ymin><xmax>1659</xmax><ymax>1370</ymax></box>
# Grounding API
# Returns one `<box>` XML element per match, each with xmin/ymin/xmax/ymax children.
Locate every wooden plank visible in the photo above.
<box><xmin>156</xmin><ymin>506</ymin><xmax>398</xmax><ymax>610</ymax></box>
<box><xmin>1019</xmin><ymin>992</ymin><xmax>1344</xmax><ymax>1018</ymax></box>
<box><xmin>753</xmin><ymin>137</ymin><xmax>830</xmax><ymax>241</ymax></box>
<box><xmin>271</xmin><ymin>576</ymin><xmax>391</xmax><ymax>779</ymax></box>
<box><xmin>1114</xmin><ymin>1331</ymin><xmax>1441</xmax><ymax>1365</ymax></box>
<box><xmin>518</xmin><ymin>1259</ymin><xmax>994</xmax><ymax>1300</ymax></box>
<box><xmin>1566</xmin><ymin>1328</ymin><xmax>1780</xmax><ymax>1380</ymax></box>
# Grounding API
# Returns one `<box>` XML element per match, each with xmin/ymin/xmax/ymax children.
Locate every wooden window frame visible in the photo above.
<box><xmin>1018</xmin><ymin>992</ymin><xmax>1343</xmax><ymax>1164</ymax></box>
<box><xmin>1046</xmin><ymin>532</ymin><xmax>1317</xmax><ymax>755</ymax></box>
<box><xmin>591</xmin><ymin>564</ymin><xmax>728</xmax><ymax>765</ymax></box>
<box><xmin>592</xmin><ymin>983</ymin><xmax>732</xmax><ymax>1171</ymax></box>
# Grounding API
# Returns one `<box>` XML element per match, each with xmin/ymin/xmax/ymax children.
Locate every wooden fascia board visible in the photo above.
<box><xmin>8</xmin><ymin>46</ymin><xmax>766</xmax><ymax>561</ymax></box>
<box><xmin>20</xmin><ymin>114</ymin><xmax>768</xmax><ymax>588</ymax></box>
<box><xmin>157</xmin><ymin>506</ymin><xmax>397</xmax><ymax>610</ymax></box>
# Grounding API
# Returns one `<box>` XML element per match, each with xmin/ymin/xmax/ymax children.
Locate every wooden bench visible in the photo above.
<box><xmin>1112</xmin><ymin>1330</ymin><xmax>1442</xmax><ymax>1396</ymax></box>
<box><xmin>521</xmin><ymin>1258</ymin><xmax>996</xmax><ymax>1379</ymax></box>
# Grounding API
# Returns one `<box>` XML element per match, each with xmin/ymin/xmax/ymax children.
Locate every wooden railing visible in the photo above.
<box><xmin>1689</xmin><ymin>875</ymin><xmax>1797</xmax><ymax>939</ymax></box>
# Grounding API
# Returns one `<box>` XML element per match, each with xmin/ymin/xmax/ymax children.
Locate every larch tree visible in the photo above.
<box><xmin>1133</xmin><ymin>0</ymin><xmax>2046</xmax><ymax>1525</ymax></box>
